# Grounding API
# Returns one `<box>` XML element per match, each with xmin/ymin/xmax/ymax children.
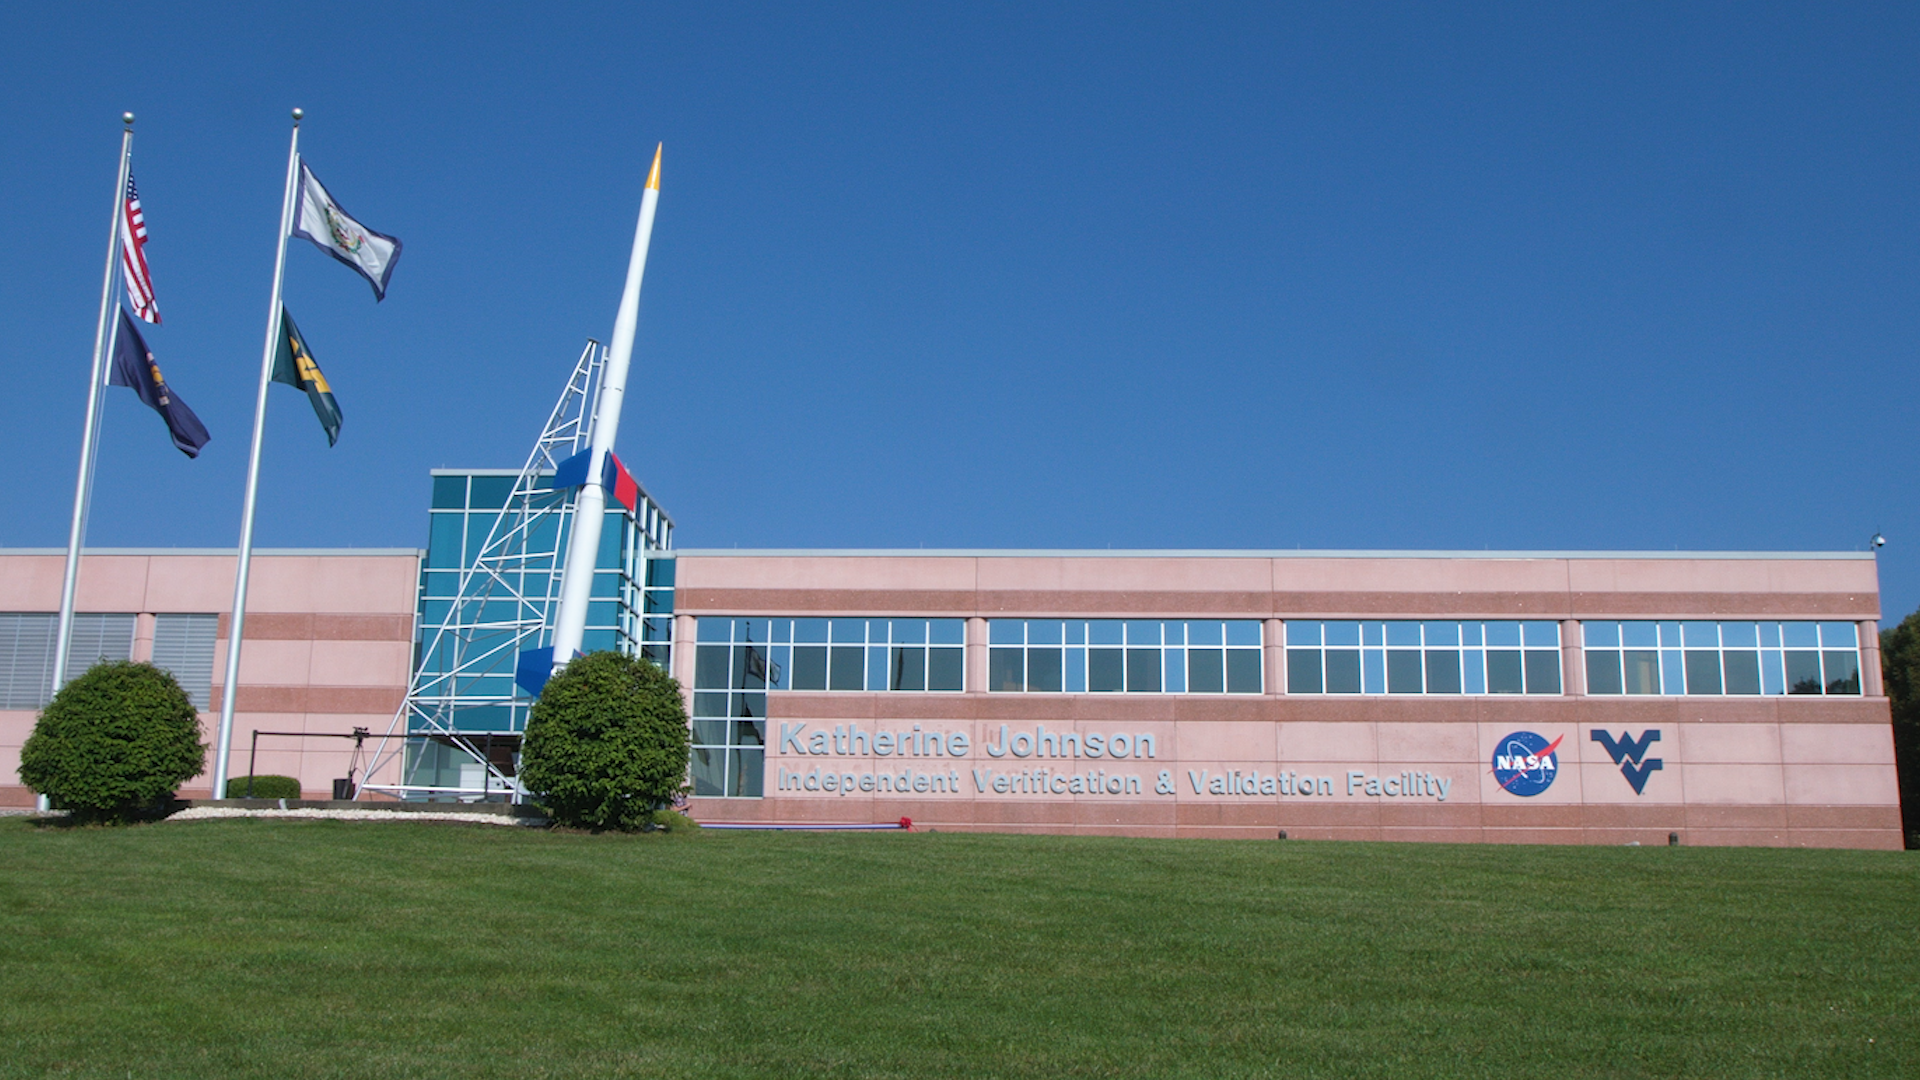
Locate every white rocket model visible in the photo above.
<box><xmin>549</xmin><ymin>145</ymin><xmax>662</xmax><ymax>670</ymax></box>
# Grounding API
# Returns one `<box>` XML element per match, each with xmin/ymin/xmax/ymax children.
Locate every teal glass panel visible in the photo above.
<box><xmin>1190</xmin><ymin>649</ymin><xmax>1226</xmax><ymax>693</ymax></box>
<box><xmin>1225</xmin><ymin>650</ymin><xmax>1261</xmax><ymax>693</ymax></box>
<box><xmin>1285</xmin><ymin>650</ymin><xmax>1321</xmax><ymax>693</ymax></box>
<box><xmin>1523</xmin><ymin>651</ymin><xmax>1561</xmax><ymax>694</ymax></box>
<box><xmin>468</xmin><ymin>476</ymin><xmax>514</xmax><ymax>508</ymax></box>
<box><xmin>1326</xmin><ymin>649</ymin><xmax>1361</xmax><ymax>694</ymax></box>
<box><xmin>928</xmin><ymin>648</ymin><xmax>964</xmax><ymax>691</ymax></box>
<box><xmin>1387</xmin><ymin>650</ymin><xmax>1422</xmax><ymax>692</ymax></box>
<box><xmin>1623</xmin><ymin>651</ymin><xmax>1660</xmax><ymax>695</ymax></box>
<box><xmin>431</xmin><ymin>475</ymin><xmax>467</xmax><ymax>508</ymax></box>
<box><xmin>426</xmin><ymin>515</ymin><xmax>464</xmax><ymax>568</ymax></box>
<box><xmin>829</xmin><ymin>646</ymin><xmax>864</xmax><ymax>690</ymax></box>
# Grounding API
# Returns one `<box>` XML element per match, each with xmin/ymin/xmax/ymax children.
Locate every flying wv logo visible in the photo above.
<box><xmin>1590</xmin><ymin>730</ymin><xmax>1663</xmax><ymax>795</ymax></box>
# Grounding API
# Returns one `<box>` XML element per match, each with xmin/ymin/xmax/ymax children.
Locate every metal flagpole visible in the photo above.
<box><xmin>212</xmin><ymin>108</ymin><xmax>303</xmax><ymax>799</ymax></box>
<box><xmin>51</xmin><ymin>113</ymin><xmax>136</xmax><ymax>755</ymax></box>
<box><xmin>549</xmin><ymin>144</ymin><xmax>662</xmax><ymax>668</ymax></box>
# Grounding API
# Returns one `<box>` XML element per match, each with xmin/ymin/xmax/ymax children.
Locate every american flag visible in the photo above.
<box><xmin>120</xmin><ymin>173</ymin><xmax>159</xmax><ymax>323</ymax></box>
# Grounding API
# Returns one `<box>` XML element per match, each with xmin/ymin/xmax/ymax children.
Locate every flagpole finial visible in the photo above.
<box><xmin>291</xmin><ymin>107</ymin><xmax>304</xmax><ymax>124</ymax></box>
<box><xmin>646</xmin><ymin>143</ymin><xmax>662</xmax><ymax>191</ymax></box>
<box><xmin>122</xmin><ymin>112</ymin><xmax>134</xmax><ymax>126</ymax></box>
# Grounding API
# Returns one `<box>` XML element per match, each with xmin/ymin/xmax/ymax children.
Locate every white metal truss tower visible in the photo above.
<box><xmin>359</xmin><ymin>341</ymin><xmax>607</xmax><ymax>801</ymax></box>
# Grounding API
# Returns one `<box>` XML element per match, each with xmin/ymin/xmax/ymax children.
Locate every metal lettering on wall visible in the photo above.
<box><xmin>771</xmin><ymin>722</ymin><xmax>1459</xmax><ymax>802</ymax></box>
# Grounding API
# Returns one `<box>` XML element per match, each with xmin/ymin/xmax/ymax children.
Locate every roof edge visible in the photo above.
<box><xmin>669</xmin><ymin>549</ymin><xmax>1879</xmax><ymax>561</ymax></box>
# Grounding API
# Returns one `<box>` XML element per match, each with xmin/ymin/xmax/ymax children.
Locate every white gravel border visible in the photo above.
<box><xmin>167</xmin><ymin>806</ymin><xmax>546</xmax><ymax>827</ymax></box>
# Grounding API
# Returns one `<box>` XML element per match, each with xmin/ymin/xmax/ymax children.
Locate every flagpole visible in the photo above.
<box><xmin>550</xmin><ymin>144</ymin><xmax>661</xmax><ymax>669</ymax></box>
<box><xmin>212</xmin><ymin>108</ymin><xmax>302</xmax><ymax>799</ymax></box>
<box><xmin>51</xmin><ymin>113</ymin><xmax>135</xmax><ymax>756</ymax></box>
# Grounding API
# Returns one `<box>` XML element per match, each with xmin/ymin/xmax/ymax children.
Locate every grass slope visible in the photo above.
<box><xmin>0</xmin><ymin>818</ymin><xmax>1914</xmax><ymax>1079</ymax></box>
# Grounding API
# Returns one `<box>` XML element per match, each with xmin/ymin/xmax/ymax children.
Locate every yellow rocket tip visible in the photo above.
<box><xmin>646</xmin><ymin>144</ymin><xmax>662</xmax><ymax>191</ymax></box>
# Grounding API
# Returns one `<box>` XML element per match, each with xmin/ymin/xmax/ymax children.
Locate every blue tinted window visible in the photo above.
<box><xmin>1288</xmin><ymin>621</ymin><xmax>1560</xmax><ymax>697</ymax></box>
<box><xmin>1582</xmin><ymin>620</ymin><xmax>1860</xmax><ymax>698</ymax></box>
<box><xmin>431</xmin><ymin>475</ymin><xmax>467</xmax><ymax>509</ymax></box>
<box><xmin>468</xmin><ymin>476</ymin><xmax>515</xmax><ymax>509</ymax></box>
<box><xmin>989</xmin><ymin>619</ymin><xmax>1259</xmax><ymax>694</ymax></box>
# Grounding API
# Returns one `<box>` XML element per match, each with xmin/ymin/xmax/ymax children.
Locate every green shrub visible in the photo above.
<box><xmin>19</xmin><ymin>660</ymin><xmax>207</xmax><ymax>823</ymax></box>
<box><xmin>225</xmin><ymin>775</ymin><xmax>302</xmax><ymax>800</ymax></box>
<box><xmin>646</xmin><ymin>809</ymin><xmax>700</xmax><ymax>833</ymax></box>
<box><xmin>519</xmin><ymin>651</ymin><xmax>690</xmax><ymax>831</ymax></box>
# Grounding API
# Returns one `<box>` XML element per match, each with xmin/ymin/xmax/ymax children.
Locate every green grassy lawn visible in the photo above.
<box><xmin>0</xmin><ymin>819</ymin><xmax>1914</xmax><ymax>1079</ymax></box>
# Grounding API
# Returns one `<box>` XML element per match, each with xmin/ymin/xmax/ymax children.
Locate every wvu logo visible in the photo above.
<box><xmin>1590</xmin><ymin>729</ymin><xmax>1663</xmax><ymax>795</ymax></box>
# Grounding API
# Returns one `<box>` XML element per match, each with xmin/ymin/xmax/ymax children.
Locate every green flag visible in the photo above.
<box><xmin>271</xmin><ymin>307</ymin><xmax>342</xmax><ymax>446</ymax></box>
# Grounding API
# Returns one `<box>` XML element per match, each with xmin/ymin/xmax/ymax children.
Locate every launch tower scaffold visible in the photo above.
<box><xmin>358</xmin><ymin>341</ymin><xmax>672</xmax><ymax>801</ymax></box>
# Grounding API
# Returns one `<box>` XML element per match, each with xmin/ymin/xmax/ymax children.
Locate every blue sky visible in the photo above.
<box><xmin>5</xmin><ymin>3</ymin><xmax>1917</xmax><ymax>619</ymax></box>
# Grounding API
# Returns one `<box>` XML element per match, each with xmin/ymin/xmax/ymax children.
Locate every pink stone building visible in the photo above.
<box><xmin>670</xmin><ymin>551</ymin><xmax>1900</xmax><ymax>848</ymax></box>
<box><xmin>0</xmin><ymin>549</ymin><xmax>418</xmax><ymax>805</ymax></box>
<box><xmin>1</xmin><ymin>545</ymin><xmax>1902</xmax><ymax>849</ymax></box>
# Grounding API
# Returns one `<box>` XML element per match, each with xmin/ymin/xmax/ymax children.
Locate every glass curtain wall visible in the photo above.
<box><xmin>689</xmin><ymin>617</ymin><xmax>965</xmax><ymax>797</ymax></box>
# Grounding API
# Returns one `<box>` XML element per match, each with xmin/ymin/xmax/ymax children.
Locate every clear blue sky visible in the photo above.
<box><xmin>5</xmin><ymin>3</ymin><xmax>1917</xmax><ymax>619</ymax></box>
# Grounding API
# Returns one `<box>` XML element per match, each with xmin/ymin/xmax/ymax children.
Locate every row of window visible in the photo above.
<box><xmin>687</xmin><ymin>616</ymin><xmax>1867</xmax><ymax>698</ymax></box>
<box><xmin>988</xmin><ymin>620</ymin><xmax>1264</xmax><ymax>693</ymax></box>
<box><xmin>689</xmin><ymin>618</ymin><xmax>966</xmax><ymax>796</ymax></box>
<box><xmin>0</xmin><ymin>612</ymin><xmax>218</xmax><ymax>710</ymax></box>
<box><xmin>1582</xmin><ymin>621</ymin><xmax>1861</xmax><ymax>696</ymax></box>
<box><xmin>1285</xmin><ymin>621</ymin><xmax>1564</xmax><ymax>696</ymax></box>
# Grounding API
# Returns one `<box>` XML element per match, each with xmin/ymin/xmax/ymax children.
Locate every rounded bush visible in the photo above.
<box><xmin>19</xmin><ymin>660</ymin><xmax>207</xmax><ymax>823</ymax></box>
<box><xmin>225</xmin><ymin>775</ymin><xmax>302</xmax><ymax>800</ymax></box>
<box><xmin>519</xmin><ymin>651</ymin><xmax>690</xmax><ymax>831</ymax></box>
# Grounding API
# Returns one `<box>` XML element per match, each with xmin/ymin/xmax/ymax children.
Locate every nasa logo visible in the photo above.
<box><xmin>1490</xmin><ymin>730</ymin><xmax>1563</xmax><ymax>797</ymax></box>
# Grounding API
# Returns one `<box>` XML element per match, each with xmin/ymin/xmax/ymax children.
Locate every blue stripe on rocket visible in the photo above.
<box><xmin>518</xmin><ymin>450</ymin><xmax>640</xmax><ymax>697</ymax></box>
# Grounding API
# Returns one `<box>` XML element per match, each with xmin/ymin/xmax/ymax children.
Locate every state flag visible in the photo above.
<box><xmin>290</xmin><ymin>159</ymin><xmax>403</xmax><ymax>301</ymax></box>
<box><xmin>271</xmin><ymin>307</ymin><xmax>343</xmax><ymax>446</ymax></box>
<box><xmin>109</xmin><ymin>309</ymin><xmax>208</xmax><ymax>457</ymax></box>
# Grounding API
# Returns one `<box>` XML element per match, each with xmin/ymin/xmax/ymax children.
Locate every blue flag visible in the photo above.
<box><xmin>109</xmin><ymin>309</ymin><xmax>210</xmax><ymax>458</ymax></box>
